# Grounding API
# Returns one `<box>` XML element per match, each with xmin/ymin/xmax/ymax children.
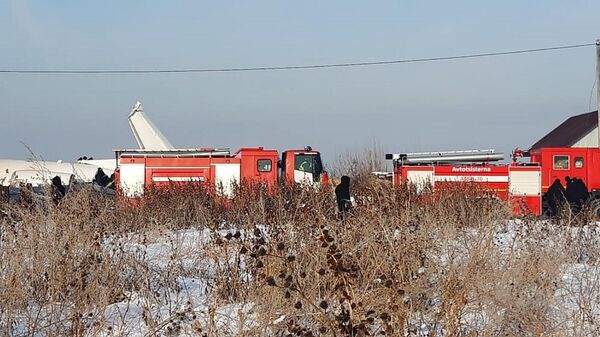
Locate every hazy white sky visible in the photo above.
<box><xmin>0</xmin><ymin>1</ymin><xmax>598</xmax><ymax>166</ymax></box>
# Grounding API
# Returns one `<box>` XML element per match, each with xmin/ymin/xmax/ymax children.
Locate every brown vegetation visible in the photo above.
<box><xmin>0</xmin><ymin>171</ymin><xmax>599</xmax><ymax>336</ymax></box>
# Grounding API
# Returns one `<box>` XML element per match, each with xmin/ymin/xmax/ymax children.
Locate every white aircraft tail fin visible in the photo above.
<box><xmin>128</xmin><ymin>101</ymin><xmax>174</xmax><ymax>150</ymax></box>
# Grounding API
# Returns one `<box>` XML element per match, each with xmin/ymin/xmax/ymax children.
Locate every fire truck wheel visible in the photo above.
<box><xmin>590</xmin><ymin>198</ymin><xmax>600</xmax><ymax>218</ymax></box>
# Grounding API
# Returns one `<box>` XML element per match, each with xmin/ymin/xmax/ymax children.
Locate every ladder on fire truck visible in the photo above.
<box><xmin>385</xmin><ymin>149</ymin><xmax>504</xmax><ymax>165</ymax></box>
<box><xmin>116</xmin><ymin>148</ymin><xmax>232</xmax><ymax>158</ymax></box>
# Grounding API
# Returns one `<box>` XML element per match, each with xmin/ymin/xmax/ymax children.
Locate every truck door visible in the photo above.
<box><xmin>548</xmin><ymin>153</ymin><xmax>571</xmax><ymax>190</ymax></box>
<box><xmin>256</xmin><ymin>158</ymin><xmax>275</xmax><ymax>185</ymax></box>
<box><xmin>280</xmin><ymin>150</ymin><xmax>325</xmax><ymax>186</ymax></box>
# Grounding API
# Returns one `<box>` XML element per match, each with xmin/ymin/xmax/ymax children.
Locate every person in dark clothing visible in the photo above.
<box><xmin>546</xmin><ymin>178</ymin><xmax>566</xmax><ymax>216</ymax></box>
<box><xmin>51</xmin><ymin>176</ymin><xmax>66</xmax><ymax>204</ymax></box>
<box><xmin>572</xmin><ymin>178</ymin><xmax>589</xmax><ymax>209</ymax></box>
<box><xmin>565</xmin><ymin>177</ymin><xmax>589</xmax><ymax>212</ymax></box>
<box><xmin>335</xmin><ymin>176</ymin><xmax>352</xmax><ymax>218</ymax></box>
<box><xmin>94</xmin><ymin>168</ymin><xmax>111</xmax><ymax>187</ymax></box>
<box><xmin>565</xmin><ymin>176</ymin><xmax>573</xmax><ymax>195</ymax></box>
<box><xmin>565</xmin><ymin>176</ymin><xmax>575</xmax><ymax>203</ymax></box>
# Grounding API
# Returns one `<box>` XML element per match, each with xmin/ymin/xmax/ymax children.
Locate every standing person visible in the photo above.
<box><xmin>565</xmin><ymin>176</ymin><xmax>575</xmax><ymax>206</ymax></box>
<box><xmin>94</xmin><ymin>168</ymin><xmax>111</xmax><ymax>187</ymax></box>
<box><xmin>572</xmin><ymin>178</ymin><xmax>590</xmax><ymax>210</ymax></box>
<box><xmin>335</xmin><ymin>176</ymin><xmax>352</xmax><ymax>218</ymax></box>
<box><xmin>51</xmin><ymin>176</ymin><xmax>66</xmax><ymax>204</ymax></box>
<box><xmin>546</xmin><ymin>178</ymin><xmax>566</xmax><ymax>216</ymax></box>
<box><xmin>565</xmin><ymin>177</ymin><xmax>589</xmax><ymax>213</ymax></box>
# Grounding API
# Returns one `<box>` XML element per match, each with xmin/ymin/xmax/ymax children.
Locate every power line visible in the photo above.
<box><xmin>0</xmin><ymin>42</ymin><xmax>596</xmax><ymax>75</ymax></box>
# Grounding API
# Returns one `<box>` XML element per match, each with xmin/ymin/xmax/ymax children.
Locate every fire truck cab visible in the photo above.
<box><xmin>515</xmin><ymin>147</ymin><xmax>600</xmax><ymax>199</ymax></box>
<box><xmin>386</xmin><ymin>149</ymin><xmax>542</xmax><ymax>215</ymax></box>
<box><xmin>114</xmin><ymin>146</ymin><xmax>327</xmax><ymax>198</ymax></box>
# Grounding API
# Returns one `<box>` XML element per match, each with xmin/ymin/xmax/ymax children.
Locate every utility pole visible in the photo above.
<box><xmin>597</xmin><ymin>39</ymin><xmax>600</xmax><ymax>148</ymax></box>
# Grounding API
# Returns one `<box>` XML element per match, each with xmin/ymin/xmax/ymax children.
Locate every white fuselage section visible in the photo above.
<box><xmin>0</xmin><ymin>159</ymin><xmax>116</xmax><ymax>187</ymax></box>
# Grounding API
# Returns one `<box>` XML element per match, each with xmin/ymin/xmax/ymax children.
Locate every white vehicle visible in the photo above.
<box><xmin>0</xmin><ymin>102</ymin><xmax>173</xmax><ymax>187</ymax></box>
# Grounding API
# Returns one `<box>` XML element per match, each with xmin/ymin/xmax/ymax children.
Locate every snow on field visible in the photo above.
<box><xmin>552</xmin><ymin>263</ymin><xmax>600</xmax><ymax>335</ymax></box>
<box><xmin>91</xmin><ymin>228</ymin><xmax>255</xmax><ymax>337</ymax></box>
<box><xmin>9</xmin><ymin>220</ymin><xmax>600</xmax><ymax>336</ymax></box>
<box><xmin>97</xmin><ymin>221</ymin><xmax>600</xmax><ymax>336</ymax></box>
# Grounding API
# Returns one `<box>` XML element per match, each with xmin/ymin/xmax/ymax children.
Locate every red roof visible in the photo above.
<box><xmin>530</xmin><ymin>110</ymin><xmax>598</xmax><ymax>150</ymax></box>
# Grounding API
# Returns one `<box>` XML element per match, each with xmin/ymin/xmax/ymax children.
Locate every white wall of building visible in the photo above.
<box><xmin>573</xmin><ymin>127</ymin><xmax>599</xmax><ymax>148</ymax></box>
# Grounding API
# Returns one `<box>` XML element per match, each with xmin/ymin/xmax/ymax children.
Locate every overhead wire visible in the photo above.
<box><xmin>0</xmin><ymin>42</ymin><xmax>596</xmax><ymax>75</ymax></box>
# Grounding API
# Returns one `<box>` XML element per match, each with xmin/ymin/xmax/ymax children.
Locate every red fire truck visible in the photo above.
<box><xmin>114</xmin><ymin>146</ymin><xmax>327</xmax><ymax>197</ymax></box>
<box><xmin>386</xmin><ymin>149</ymin><xmax>543</xmax><ymax>215</ymax></box>
<box><xmin>387</xmin><ymin>147</ymin><xmax>600</xmax><ymax>215</ymax></box>
<box><xmin>513</xmin><ymin>147</ymin><xmax>600</xmax><ymax>200</ymax></box>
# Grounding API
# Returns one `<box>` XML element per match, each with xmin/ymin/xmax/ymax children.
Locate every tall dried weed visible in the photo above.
<box><xmin>0</xmin><ymin>170</ymin><xmax>598</xmax><ymax>336</ymax></box>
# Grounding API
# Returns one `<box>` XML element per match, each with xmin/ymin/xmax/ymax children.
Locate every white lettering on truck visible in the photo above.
<box><xmin>451</xmin><ymin>167</ymin><xmax>492</xmax><ymax>173</ymax></box>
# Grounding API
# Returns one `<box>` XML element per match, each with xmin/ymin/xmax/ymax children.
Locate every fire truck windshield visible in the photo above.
<box><xmin>295</xmin><ymin>153</ymin><xmax>323</xmax><ymax>176</ymax></box>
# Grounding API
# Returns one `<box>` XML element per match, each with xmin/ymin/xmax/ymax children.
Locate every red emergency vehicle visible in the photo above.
<box><xmin>386</xmin><ymin>149</ymin><xmax>542</xmax><ymax>215</ymax></box>
<box><xmin>513</xmin><ymin>147</ymin><xmax>600</xmax><ymax>200</ymax></box>
<box><xmin>114</xmin><ymin>146</ymin><xmax>327</xmax><ymax>198</ymax></box>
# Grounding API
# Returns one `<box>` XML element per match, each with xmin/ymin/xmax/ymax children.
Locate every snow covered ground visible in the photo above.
<box><xmin>7</xmin><ymin>220</ymin><xmax>600</xmax><ymax>336</ymax></box>
<box><xmin>95</xmin><ymin>229</ymin><xmax>253</xmax><ymax>336</ymax></box>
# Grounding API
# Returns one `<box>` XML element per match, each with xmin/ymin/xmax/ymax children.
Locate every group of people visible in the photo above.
<box><xmin>546</xmin><ymin>176</ymin><xmax>590</xmax><ymax>215</ymax></box>
<box><xmin>14</xmin><ymin>167</ymin><xmax>115</xmax><ymax>206</ymax></box>
<box><xmin>94</xmin><ymin>168</ymin><xmax>114</xmax><ymax>189</ymax></box>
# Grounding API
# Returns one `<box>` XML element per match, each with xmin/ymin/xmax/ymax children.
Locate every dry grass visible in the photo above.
<box><xmin>329</xmin><ymin>142</ymin><xmax>387</xmax><ymax>185</ymax></box>
<box><xmin>0</xmin><ymin>164</ymin><xmax>599</xmax><ymax>336</ymax></box>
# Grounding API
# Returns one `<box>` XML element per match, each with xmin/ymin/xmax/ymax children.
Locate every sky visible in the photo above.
<box><xmin>0</xmin><ymin>1</ymin><xmax>599</xmax><ymax>168</ymax></box>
